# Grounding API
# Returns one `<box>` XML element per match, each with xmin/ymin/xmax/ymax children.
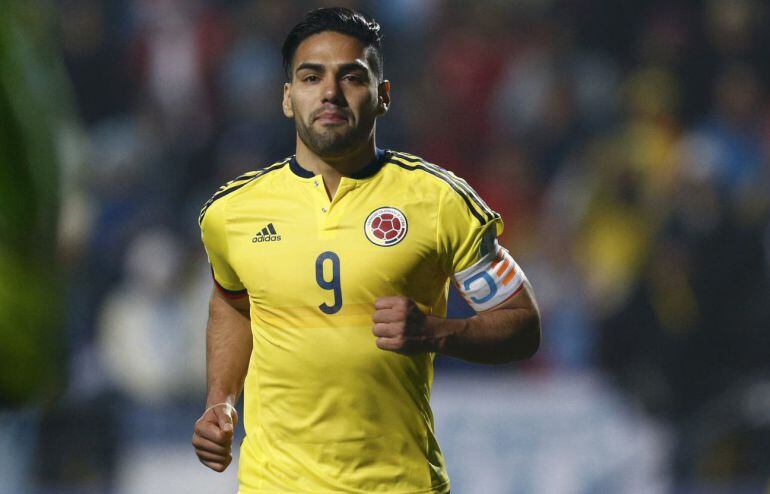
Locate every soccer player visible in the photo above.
<box><xmin>192</xmin><ymin>7</ymin><xmax>540</xmax><ymax>493</ymax></box>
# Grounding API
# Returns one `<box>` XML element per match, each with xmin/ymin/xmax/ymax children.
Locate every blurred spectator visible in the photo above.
<box><xmin>128</xmin><ymin>0</ymin><xmax>230</xmax><ymax>141</ymax></box>
<box><xmin>96</xmin><ymin>229</ymin><xmax>207</xmax><ymax>405</ymax></box>
<box><xmin>685</xmin><ymin>64</ymin><xmax>765</xmax><ymax>196</ymax></box>
<box><xmin>60</xmin><ymin>0</ymin><xmax>133</xmax><ymax>123</ymax></box>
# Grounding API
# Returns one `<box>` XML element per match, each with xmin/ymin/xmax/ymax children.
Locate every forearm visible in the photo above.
<box><xmin>431</xmin><ymin>304</ymin><xmax>540</xmax><ymax>365</ymax></box>
<box><xmin>205</xmin><ymin>290</ymin><xmax>252</xmax><ymax>407</ymax></box>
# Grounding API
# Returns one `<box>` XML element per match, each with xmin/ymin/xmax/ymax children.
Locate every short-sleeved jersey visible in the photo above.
<box><xmin>199</xmin><ymin>149</ymin><xmax>521</xmax><ymax>494</ymax></box>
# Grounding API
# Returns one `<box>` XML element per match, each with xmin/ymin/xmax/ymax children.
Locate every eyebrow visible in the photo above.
<box><xmin>294</xmin><ymin>61</ymin><xmax>370</xmax><ymax>75</ymax></box>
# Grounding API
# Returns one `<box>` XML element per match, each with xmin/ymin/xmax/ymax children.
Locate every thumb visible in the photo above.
<box><xmin>374</xmin><ymin>296</ymin><xmax>398</xmax><ymax>310</ymax></box>
<box><xmin>214</xmin><ymin>404</ymin><xmax>234</xmax><ymax>433</ymax></box>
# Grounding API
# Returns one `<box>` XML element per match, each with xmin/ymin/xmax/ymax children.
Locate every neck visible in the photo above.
<box><xmin>294</xmin><ymin>137</ymin><xmax>377</xmax><ymax>198</ymax></box>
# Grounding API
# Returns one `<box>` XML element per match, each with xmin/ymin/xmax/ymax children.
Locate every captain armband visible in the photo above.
<box><xmin>452</xmin><ymin>242</ymin><xmax>527</xmax><ymax>312</ymax></box>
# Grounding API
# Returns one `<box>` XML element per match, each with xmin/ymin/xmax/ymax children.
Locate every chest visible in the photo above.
<box><xmin>225</xmin><ymin>183</ymin><xmax>445</xmax><ymax>312</ymax></box>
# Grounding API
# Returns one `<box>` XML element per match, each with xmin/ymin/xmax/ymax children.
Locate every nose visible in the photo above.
<box><xmin>321</xmin><ymin>76</ymin><xmax>344</xmax><ymax>105</ymax></box>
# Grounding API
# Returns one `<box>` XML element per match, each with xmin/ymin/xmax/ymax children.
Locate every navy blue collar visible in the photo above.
<box><xmin>289</xmin><ymin>148</ymin><xmax>389</xmax><ymax>180</ymax></box>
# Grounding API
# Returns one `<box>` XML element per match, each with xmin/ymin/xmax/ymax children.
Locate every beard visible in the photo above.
<box><xmin>295</xmin><ymin>109</ymin><xmax>374</xmax><ymax>158</ymax></box>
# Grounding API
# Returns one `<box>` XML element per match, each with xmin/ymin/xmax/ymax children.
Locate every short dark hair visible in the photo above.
<box><xmin>282</xmin><ymin>7</ymin><xmax>384</xmax><ymax>82</ymax></box>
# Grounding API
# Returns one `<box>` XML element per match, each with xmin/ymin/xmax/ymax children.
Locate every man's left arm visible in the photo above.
<box><xmin>372</xmin><ymin>280</ymin><xmax>541</xmax><ymax>365</ymax></box>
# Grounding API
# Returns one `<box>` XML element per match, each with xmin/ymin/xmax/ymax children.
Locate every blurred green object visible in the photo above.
<box><xmin>0</xmin><ymin>1</ymin><xmax>71</xmax><ymax>407</ymax></box>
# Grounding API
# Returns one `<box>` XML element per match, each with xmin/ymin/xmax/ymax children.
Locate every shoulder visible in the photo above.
<box><xmin>384</xmin><ymin>149</ymin><xmax>478</xmax><ymax>199</ymax></box>
<box><xmin>383</xmin><ymin>149</ymin><xmax>499</xmax><ymax>226</ymax></box>
<box><xmin>198</xmin><ymin>156</ymin><xmax>292</xmax><ymax>226</ymax></box>
<box><xmin>384</xmin><ymin>150</ymin><xmax>460</xmax><ymax>187</ymax></box>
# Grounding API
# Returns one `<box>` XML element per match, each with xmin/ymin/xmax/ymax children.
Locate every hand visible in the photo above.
<box><xmin>372</xmin><ymin>296</ymin><xmax>437</xmax><ymax>355</ymax></box>
<box><xmin>192</xmin><ymin>403</ymin><xmax>238</xmax><ymax>472</ymax></box>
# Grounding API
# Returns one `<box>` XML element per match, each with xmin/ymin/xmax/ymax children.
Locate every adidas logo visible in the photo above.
<box><xmin>252</xmin><ymin>223</ymin><xmax>282</xmax><ymax>243</ymax></box>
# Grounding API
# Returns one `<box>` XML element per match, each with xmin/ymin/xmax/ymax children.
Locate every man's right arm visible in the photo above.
<box><xmin>192</xmin><ymin>287</ymin><xmax>252</xmax><ymax>472</ymax></box>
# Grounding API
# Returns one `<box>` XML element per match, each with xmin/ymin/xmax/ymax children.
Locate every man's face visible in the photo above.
<box><xmin>282</xmin><ymin>31</ymin><xmax>389</xmax><ymax>158</ymax></box>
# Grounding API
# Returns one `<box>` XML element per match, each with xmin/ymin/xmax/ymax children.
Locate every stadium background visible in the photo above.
<box><xmin>2</xmin><ymin>0</ymin><xmax>770</xmax><ymax>492</ymax></box>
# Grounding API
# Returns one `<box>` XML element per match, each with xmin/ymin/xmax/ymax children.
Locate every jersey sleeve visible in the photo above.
<box><xmin>437</xmin><ymin>183</ymin><xmax>527</xmax><ymax>312</ymax></box>
<box><xmin>199</xmin><ymin>198</ymin><xmax>247</xmax><ymax>297</ymax></box>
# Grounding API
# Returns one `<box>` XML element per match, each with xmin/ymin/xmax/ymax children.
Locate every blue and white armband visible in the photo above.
<box><xmin>452</xmin><ymin>243</ymin><xmax>527</xmax><ymax>312</ymax></box>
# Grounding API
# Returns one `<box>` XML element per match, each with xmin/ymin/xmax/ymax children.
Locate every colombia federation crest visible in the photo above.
<box><xmin>364</xmin><ymin>207</ymin><xmax>408</xmax><ymax>246</ymax></box>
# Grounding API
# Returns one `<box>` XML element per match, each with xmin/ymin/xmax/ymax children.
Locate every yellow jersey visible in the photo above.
<box><xmin>199</xmin><ymin>148</ymin><xmax>515</xmax><ymax>493</ymax></box>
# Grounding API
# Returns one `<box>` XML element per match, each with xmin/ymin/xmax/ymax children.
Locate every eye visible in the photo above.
<box><xmin>343</xmin><ymin>74</ymin><xmax>362</xmax><ymax>83</ymax></box>
<box><xmin>303</xmin><ymin>74</ymin><xmax>320</xmax><ymax>83</ymax></box>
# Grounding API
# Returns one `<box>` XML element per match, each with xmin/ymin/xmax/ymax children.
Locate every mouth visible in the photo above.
<box><xmin>314</xmin><ymin>110</ymin><xmax>349</xmax><ymax>125</ymax></box>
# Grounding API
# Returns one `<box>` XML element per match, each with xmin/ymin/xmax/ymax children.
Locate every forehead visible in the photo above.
<box><xmin>293</xmin><ymin>31</ymin><xmax>372</xmax><ymax>71</ymax></box>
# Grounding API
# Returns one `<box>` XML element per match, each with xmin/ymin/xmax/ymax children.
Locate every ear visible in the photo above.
<box><xmin>282</xmin><ymin>82</ymin><xmax>294</xmax><ymax>118</ymax></box>
<box><xmin>376</xmin><ymin>80</ymin><xmax>391</xmax><ymax>116</ymax></box>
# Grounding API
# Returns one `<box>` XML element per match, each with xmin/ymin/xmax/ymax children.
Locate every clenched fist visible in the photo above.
<box><xmin>192</xmin><ymin>403</ymin><xmax>238</xmax><ymax>472</ymax></box>
<box><xmin>372</xmin><ymin>296</ymin><xmax>440</xmax><ymax>354</ymax></box>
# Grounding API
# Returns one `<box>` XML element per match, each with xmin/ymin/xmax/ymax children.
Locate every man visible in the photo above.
<box><xmin>193</xmin><ymin>7</ymin><xmax>540</xmax><ymax>493</ymax></box>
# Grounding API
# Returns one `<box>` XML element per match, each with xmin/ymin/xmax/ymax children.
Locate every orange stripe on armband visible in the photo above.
<box><xmin>501</xmin><ymin>266</ymin><xmax>518</xmax><ymax>286</ymax></box>
<box><xmin>495</xmin><ymin>258</ymin><xmax>511</xmax><ymax>277</ymax></box>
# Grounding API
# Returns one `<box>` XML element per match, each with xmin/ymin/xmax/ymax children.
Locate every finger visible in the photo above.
<box><xmin>374</xmin><ymin>296</ymin><xmax>405</xmax><ymax>310</ymax></box>
<box><xmin>375</xmin><ymin>336</ymin><xmax>402</xmax><ymax>351</ymax></box>
<box><xmin>193</xmin><ymin>434</ymin><xmax>230</xmax><ymax>455</ymax></box>
<box><xmin>214</xmin><ymin>405</ymin><xmax>235</xmax><ymax>434</ymax></box>
<box><xmin>201</xmin><ymin>459</ymin><xmax>229</xmax><ymax>472</ymax></box>
<box><xmin>372</xmin><ymin>322</ymin><xmax>402</xmax><ymax>338</ymax></box>
<box><xmin>372</xmin><ymin>308</ymin><xmax>405</xmax><ymax>324</ymax></box>
<box><xmin>196</xmin><ymin>449</ymin><xmax>231</xmax><ymax>464</ymax></box>
<box><xmin>196</xmin><ymin>421</ymin><xmax>232</xmax><ymax>445</ymax></box>
<box><xmin>201</xmin><ymin>403</ymin><xmax>238</xmax><ymax>427</ymax></box>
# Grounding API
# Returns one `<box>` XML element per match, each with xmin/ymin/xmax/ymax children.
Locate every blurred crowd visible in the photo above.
<box><xmin>4</xmin><ymin>0</ymin><xmax>770</xmax><ymax>491</ymax></box>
